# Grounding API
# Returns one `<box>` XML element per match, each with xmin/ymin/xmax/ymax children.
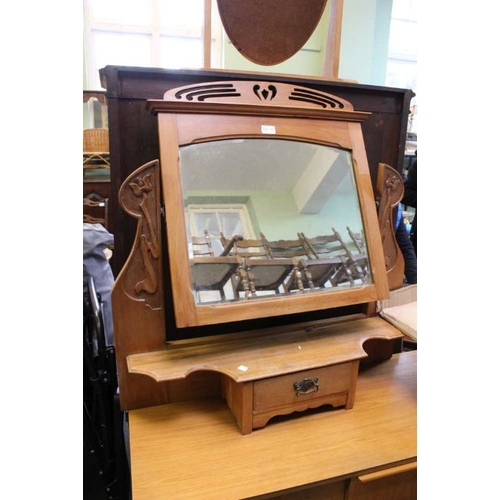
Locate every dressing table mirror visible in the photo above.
<box><xmin>112</xmin><ymin>79</ymin><xmax>404</xmax><ymax>433</ymax></box>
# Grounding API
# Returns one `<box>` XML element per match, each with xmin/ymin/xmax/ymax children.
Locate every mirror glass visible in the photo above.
<box><xmin>180</xmin><ymin>138</ymin><xmax>372</xmax><ymax>305</ymax></box>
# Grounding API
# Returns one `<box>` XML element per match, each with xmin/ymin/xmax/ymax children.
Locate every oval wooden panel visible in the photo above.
<box><xmin>217</xmin><ymin>0</ymin><xmax>328</xmax><ymax>66</ymax></box>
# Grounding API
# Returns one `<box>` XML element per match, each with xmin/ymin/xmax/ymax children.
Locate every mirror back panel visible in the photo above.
<box><xmin>146</xmin><ymin>81</ymin><xmax>389</xmax><ymax>329</ymax></box>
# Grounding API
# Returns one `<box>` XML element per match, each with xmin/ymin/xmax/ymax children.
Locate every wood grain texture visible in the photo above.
<box><xmin>216</xmin><ymin>0</ymin><xmax>328</xmax><ymax>65</ymax></box>
<box><xmin>128</xmin><ymin>351</ymin><xmax>416</xmax><ymax>500</ymax></box>
<box><xmin>127</xmin><ymin>317</ymin><xmax>402</xmax><ymax>382</ymax></box>
<box><xmin>376</xmin><ymin>163</ymin><xmax>405</xmax><ymax>290</ymax></box>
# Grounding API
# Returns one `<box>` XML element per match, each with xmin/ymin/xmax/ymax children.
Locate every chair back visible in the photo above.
<box><xmin>347</xmin><ymin>226</ymin><xmax>365</xmax><ymax>254</ymax></box>
<box><xmin>300</xmin><ymin>227</ymin><xmax>353</xmax><ymax>261</ymax></box>
<box><xmin>260</xmin><ymin>232</ymin><xmax>310</xmax><ymax>260</ymax></box>
<box><xmin>222</xmin><ymin>233</ymin><xmax>271</xmax><ymax>259</ymax></box>
<box><xmin>191</xmin><ymin>230</ymin><xmax>215</xmax><ymax>257</ymax></box>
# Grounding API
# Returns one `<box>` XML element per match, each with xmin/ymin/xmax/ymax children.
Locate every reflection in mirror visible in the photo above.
<box><xmin>180</xmin><ymin>138</ymin><xmax>371</xmax><ymax>305</ymax></box>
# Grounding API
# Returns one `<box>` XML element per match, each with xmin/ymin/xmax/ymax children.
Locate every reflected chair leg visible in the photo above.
<box><xmin>245</xmin><ymin>267</ymin><xmax>257</xmax><ymax>298</ymax></box>
<box><xmin>235</xmin><ymin>266</ymin><xmax>251</xmax><ymax>299</ymax></box>
<box><xmin>294</xmin><ymin>267</ymin><xmax>304</xmax><ymax>292</ymax></box>
<box><xmin>300</xmin><ymin>264</ymin><xmax>314</xmax><ymax>291</ymax></box>
<box><xmin>329</xmin><ymin>263</ymin><xmax>347</xmax><ymax>287</ymax></box>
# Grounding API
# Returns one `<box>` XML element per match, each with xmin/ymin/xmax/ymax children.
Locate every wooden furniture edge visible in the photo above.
<box><xmin>127</xmin><ymin>351</ymin><xmax>416</xmax><ymax>499</ymax></box>
<box><xmin>126</xmin><ymin>316</ymin><xmax>403</xmax><ymax>383</ymax></box>
<box><xmin>357</xmin><ymin>460</ymin><xmax>417</xmax><ymax>483</ymax></box>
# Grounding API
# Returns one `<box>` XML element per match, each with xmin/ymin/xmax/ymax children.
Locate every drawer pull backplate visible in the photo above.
<box><xmin>293</xmin><ymin>377</ymin><xmax>319</xmax><ymax>396</ymax></box>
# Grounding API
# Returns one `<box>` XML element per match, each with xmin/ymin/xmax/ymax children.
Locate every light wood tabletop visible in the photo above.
<box><xmin>128</xmin><ymin>351</ymin><xmax>417</xmax><ymax>500</ymax></box>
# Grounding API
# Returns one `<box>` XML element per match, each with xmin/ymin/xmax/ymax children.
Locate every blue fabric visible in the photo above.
<box><xmin>395</xmin><ymin>203</ymin><xmax>403</xmax><ymax>229</ymax></box>
<box><xmin>83</xmin><ymin>223</ymin><xmax>115</xmax><ymax>346</ymax></box>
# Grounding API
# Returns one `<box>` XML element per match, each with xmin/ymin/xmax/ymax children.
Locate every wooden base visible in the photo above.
<box><xmin>128</xmin><ymin>351</ymin><xmax>416</xmax><ymax>499</ymax></box>
<box><xmin>222</xmin><ymin>360</ymin><xmax>359</xmax><ymax>434</ymax></box>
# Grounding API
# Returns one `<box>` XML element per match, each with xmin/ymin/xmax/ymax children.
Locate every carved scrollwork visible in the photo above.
<box><xmin>376</xmin><ymin>163</ymin><xmax>404</xmax><ymax>281</ymax></box>
<box><xmin>118</xmin><ymin>160</ymin><xmax>163</xmax><ymax>309</ymax></box>
<box><xmin>162</xmin><ymin>81</ymin><xmax>355</xmax><ymax>112</ymax></box>
<box><xmin>253</xmin><ymin>84</ymin><xmax>277</xmax><ymax>101</ymax></box>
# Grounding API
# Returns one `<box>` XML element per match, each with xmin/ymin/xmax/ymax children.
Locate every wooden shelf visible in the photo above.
<box><xmin>127</xmin><ymin>317</ymin><xmax>403</xmax><ymax>434</ymax></box>
<box><xmin>127</xmin><ymin>317</ymin><xmax>402</xmax><ymax>383</ymax></box>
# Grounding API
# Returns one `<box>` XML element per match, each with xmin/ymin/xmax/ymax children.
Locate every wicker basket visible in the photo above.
<box><xmin>83</xmin><ymin>128</ymin><xmax>109</xmax><ymax>152</ymax></box>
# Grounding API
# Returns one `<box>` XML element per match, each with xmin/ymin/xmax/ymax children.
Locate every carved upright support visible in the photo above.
<box><xmin>376</xmin><ymin>163</ymin><xmax>405</xmax><ymax>291</ymax></box>
<box><xmin>111</xmin><ymin>160</ymin><xmax>170</xmax><ymax>410</ymax></box>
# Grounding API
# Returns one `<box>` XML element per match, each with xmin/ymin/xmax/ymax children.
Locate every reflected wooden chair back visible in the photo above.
<box><xmin>300</xmin><ymin>229</ymin><xmax>365</xmax><ymax>287</ymax></box>
<box><xmin>300</xmin><ymin>228</ymin><xmax>352</xmax><ymax>260</ymax></box>
<box><xmin>222</xmin><ymin>233</ymin><xmax>271</xmax><ymax>259</ymax></box>
<box><xmin>190</xmin><ymin>230</ymin><xmax>242</xmax><ymax>303</ymax></box>
<box><xmin>346</xmin><ymin>226</ymin><xmax>369</xmax><ymax>280</ymax></box>
<box><xmin>260</xmin><ymin>233</ymin><xmax>310</xmax><ymax>292</ymax></box>
<box><xmin>191</xmin><ymin>230</ymin><xmax>215</xmax><ymax>257</ymax></box>
<box><xmin>261</xmin><ymin>233</ymin><xmax>310</xmax><ymax>260</ymax></box>
<box><xmin>221</xmin><ymin>233</ymin><xmax>297</xmax><ymax>298</ymax></box>
<box><xmin>347</xmin><ymin>226</ymin><xmax>365</xmax><ymax>254</ymax></box>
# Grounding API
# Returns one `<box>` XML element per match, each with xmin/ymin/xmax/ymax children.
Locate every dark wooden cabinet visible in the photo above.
<box><xmin>99</xmin><ymin>66</ymin><xmax>414</xmax><ymax>275</ymax></box>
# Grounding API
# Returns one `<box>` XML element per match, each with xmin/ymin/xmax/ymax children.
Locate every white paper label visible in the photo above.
<box><xmin>261</xmin><ymin>125</ymin><xmax>276</xmax><ymax>134</ymax></box>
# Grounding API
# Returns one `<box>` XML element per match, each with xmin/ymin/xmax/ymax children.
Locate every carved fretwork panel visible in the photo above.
<box><xmin>147</xmin><ymin>81</ymin><xmax>371</xmax><ymax>125</ymax></box>
<box><xmin>376</xmin><ymin>163</ymin><xmax>404</xmax><ymax>290</ymax></box>
<box><xmin>118</xmin><ymin>160</ymin><xmax>163</xmax><ymax>310</ymax></box>
<box><xmin>166</xmin><ymin>81</ymin><xmax>352</xmax><ymax>110</ymax></box>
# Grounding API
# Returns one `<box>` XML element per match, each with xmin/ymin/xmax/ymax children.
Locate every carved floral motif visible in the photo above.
<box><xmin>118</xmin><ymin>160</ymin><xmax>162</xmax><ymax>309</ymax></box>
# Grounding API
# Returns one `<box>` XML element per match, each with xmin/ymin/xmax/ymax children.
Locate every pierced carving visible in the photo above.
<box><xmin>253</xmin><ymin>84</ymin><xmax>277</xmax><ymax>101</ymax></box>
<box><xmin>118</xmin><ymin>160</ymin><xmax>163</xmax><ymax>309</ymax></box>
<box><xmin>159</xmin><ymin>81</ymin><xmax>357</xmax><ymax>114</ymax></box>
<box><xmin>174</xmin><ymin>83</ymin><xmax>241</xmax><ymax>102</ymax></box>
<box><xmin>289</xmin><ymin>88</ymin><xmax>345</xmax><ymax>109</ymax></box>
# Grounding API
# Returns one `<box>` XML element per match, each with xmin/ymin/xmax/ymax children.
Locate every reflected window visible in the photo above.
<box><xmin>186</xmin><ymin>204</ymin><xmax>253</xmax><ymax>256</ymax></box>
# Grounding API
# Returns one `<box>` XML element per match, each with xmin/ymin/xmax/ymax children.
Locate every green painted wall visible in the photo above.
<box><xmin>339</xmin><ymin>0</ymin><xmax>393</xmax><ymax>84</ymax></box>
<box><xmin>186</xmin><ymin>188</ymin><xmax>364</xmax><ymax>251</ymax></box>
<box><xmin>221</xmin><ymin>0</ymin><xmax>393</xmax><ymax>86</ymax></box>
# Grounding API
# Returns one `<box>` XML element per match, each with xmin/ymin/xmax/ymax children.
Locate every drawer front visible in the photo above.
<box><xmin>253</xmin><ymin>362</ymin><xmax>354</xmax><ymax>412</ymax></box>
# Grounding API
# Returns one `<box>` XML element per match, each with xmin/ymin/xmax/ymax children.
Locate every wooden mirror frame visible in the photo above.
<box><xmin>145</xmin><ymin>80</ymin><xmax>390</xmax><ymax>329</ymax></box>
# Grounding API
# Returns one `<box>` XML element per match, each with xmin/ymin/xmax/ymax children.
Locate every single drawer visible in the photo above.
<box><xmin>253</xmin><ymin>362</ymin><xmax>354</xmax><ymax>412</ymax></box>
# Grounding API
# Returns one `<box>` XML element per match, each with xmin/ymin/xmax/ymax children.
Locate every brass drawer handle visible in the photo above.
<box><xmin>293</xmin><ymin>377</ymin><xmax>319</xmax><ymax>396</ymax></box>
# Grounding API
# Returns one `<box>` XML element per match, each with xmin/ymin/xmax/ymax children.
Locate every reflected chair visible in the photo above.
<box><xmin>190</xmin><ymin>230</ymin><xmax>243</xmax><ymax>303</ymax></box>
<box><xmin>346</xmin><ymin>226</ymin><xmax>369</xmax><ymax>277</ymax></box>
<box><xmin>300</xmin><ymin>228</ymin><xmax>366</xmax><ymax>287</ymax></box>
<box><xmin>259</xmin><ymin>233</ymin><xmax>309</xmax><ymax>292</ymax></box>
<box><xmin>191</xmin><ymin>229</ymin><xmax>216</xmax><ymax>257</ymax></box>
<box><xmin>347</xmin><ymin>226</ymin><xmax>365</xmax><ymax>254</ymax></box>
<box><xmin>259</xmin><ymin>232</ymin><xmax>352</xmax><ymax>293</ymax></box>
<box><xmin>221</xmin><ymin>233</ymin><xmax>296</xmax><ymax>298</ymax></box>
